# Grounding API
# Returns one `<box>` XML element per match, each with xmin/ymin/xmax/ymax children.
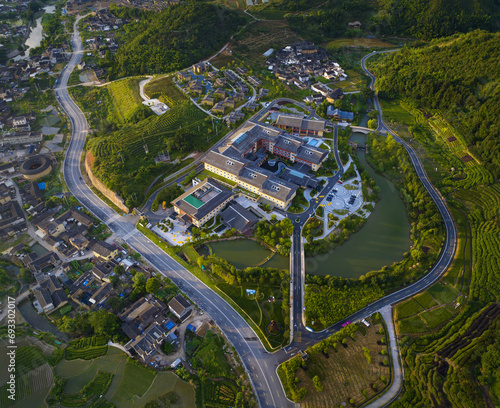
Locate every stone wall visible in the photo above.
<box><xmin>85</xmin><ymin>151</ymin><xmax>129</xmax><ymax>213</ymax></box>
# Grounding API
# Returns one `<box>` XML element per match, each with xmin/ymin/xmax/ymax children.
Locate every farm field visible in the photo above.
<box><xmin>280</xmin><ymin>321</ymin><xmax>391</xmax><ymax>406</ymax></box>
<box><xmin>322</xmin><ymin>37</ymin><xmax>398</xmax><ymax>50</ymax></box>
<box><xmin>144</xmin><ymin>75</ymin><xmax>188</xmax><ymax>106</ymax></box>
<box><xmin>233</xmin><ymin>20</ymin><xmax>303</xmax><ymax>66</ymax></box>
<box><xmin>333</xmin><ymin>69</ymin><xmax>367</xmax><ymax>92</ymax></box>
<box><xmin>0</xmin><ymin>342</ymin><xmax>57</xmax><ymax>408</ymax></box>
<box><xmin>106</xmin><ymin>77</ymin><xmax>145</xmax><ymax>123</ymax></box>
<box><xmin>396</xmin><ymin>281</ymin><xmax>461</xmax><ymax>334</ymax></box>
<box><xmin>55</xmin><ymin>347</ymin><xmax>195</xmax><ymax>408</ymax></box>
<box><xmin>379</xmin><ymin>99</ymin><xmax>416</xmax><ymax>125</ymax></box>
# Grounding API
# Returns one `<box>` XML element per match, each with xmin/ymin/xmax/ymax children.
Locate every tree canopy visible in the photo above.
<box><xmin>374</xmin><ymin>31</ymin><xmax>500</xmax><ymax>177</ymax></box>
<box><xmin>105</xmin><ymin>2</ymin><xmax>245</xmax><ymax>79</ymax></box>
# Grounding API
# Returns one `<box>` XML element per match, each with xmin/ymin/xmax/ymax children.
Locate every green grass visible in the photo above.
<box><xmin>65</xmin><ymin>345</ymin><xmax>108</xmax><ymax>360</ymax></box>
<box><xmin>198</xmin><ymin>170</ymin><xmax>238</xmax><ymax>187</ymax></box>
<box><xmin>397</xmin><ymin>315</ymin><xmax>429</xmax><ymax>334</ymax></box>
<box><xmin>107</xmin><ymin>77</ymin><xmax>145</xmax><ymax>123</ymax></box>
<box><xmin>109</xmin><ymin>361</ymin><xmax>156</xmax><ymax>405</ymax></box>
<box><xmin>395</xmin><ymin>298</ymin><xmax>425</xmax><ymax>320</ymax></box>
<box><xmin>427</xmin><ymin>283</ymin><xmax>459</xmax><ymax>304</ymax></box>
<box><xmin>144</xmin><ymin>75</ymin><xmax>188</xmax><ymax>106</ymax></box>
<box><xmin>419</xmin><ymin>306</ymin><xmax>454</xmax><ymax>329</ymax></box>
<box><xmin>380</xmin><ymin>99</ymin><xmax>416</xmax><ymax>126</ymax></box>
<box><xmin>188</xmin><ymin>330</ymin><xmax>233</xmax><ymax>378</ymax></box>
<box><xmin>414</xmin><ymin>291</ymin><xmax>439</xmax><ymax>309</ymax></box>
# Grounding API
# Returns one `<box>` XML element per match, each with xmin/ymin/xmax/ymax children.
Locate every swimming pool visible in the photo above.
<box><xmin>308</xmin><ymin>139</ymin><xmax>318</xmax><ymax>146</ymax></box>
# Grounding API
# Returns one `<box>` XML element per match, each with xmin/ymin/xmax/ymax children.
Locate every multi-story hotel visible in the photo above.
<box><xmin>202</xmin><ymin>123</ymin><xmax>328</xmax><ymax>209</ymax></box>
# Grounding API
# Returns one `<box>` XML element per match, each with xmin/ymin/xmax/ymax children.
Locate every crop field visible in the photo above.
<box><xmin>106</xmin><ymin>77</ymin><xmax>144</xmax><ymax>123</ymax></box>
<box><xmin>427</xmin><ymin>283</ymin><xmax>459</xmax><ymax>304</ymax></box>
<box><xmin>287</xmin><ymin>323</ymin><xmax>390</xmax><ymax>407</ymax></box>
<box><xmin>428</xmin><ymin>116</ymin><xmax>479</xmax><ymax>167</ymax></box>
<box><xmin>0</xmin><ymin>343</ymin><xmax>54</xmax><ymax>408</ymax></box>
<box><xmin>397</xmin><ymin>314</ymin><xmax>429</xmax><ymax>334</ymax></box>
<box><xmin>65</xmin><ymin>345</ymin><xmax>108</xmax><ymax>360</ymax></box>
<box><xmin>323</xmin><ymin>38</ymin><xmax>398</xmax><ymax>50</ymax></box>
<box><xmin>144</xmin><ymin>75</ymin><xmax>188</xmax><ymax>106</ymax></box>
<box><xmin>89</xmin><ymin>103</ymin><xmax>206</xmax><ymax>163</ymax></box>
<box><xmin>204</xmin><ymin>380</ymin><xmax>239</xmax><ymax>406</ymax></box>
<box><xmin>380</xmin><ymin>99</ymin><xmax>416</xmax><ymax>125</ymax></box>
<box><xmin>234</xmin><ymin>20</ymin><xmax>302</xmax><ymax>65</ymax></box>
<box><xmin>414</xmin><ymin>291</ymin><xmax>439</xmax><ymax>309</ymax></box>
<box><xmin>420</xmin><ymin>306</ymin><xmax>455</xmax><ymax>329</ymax></box>
<box><xmin>55</xmin><ymin>347</ymin><xmax>195</xmax><ymax>407</ymax></box>
<box><xmin>395</xmin><ymin>298</ymin><xmax>424</xmax><ymax>320</ymax></box>
<box><xmin>397</xmin><ymin>282</ymin><xmax>460</xmax><ymax>334</ymax></box>
<box><xmin>333</xmin><ymin>69</ymin><xmax>367</xmax><ymax>92</ymax></box>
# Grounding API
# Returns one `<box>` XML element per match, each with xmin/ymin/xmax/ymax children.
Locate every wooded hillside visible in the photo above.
<box><xmin>374</xmin><ymin>30</ymin><xmax>500</xmax><ymax>177</ymax></box>
<box><xmin>105</xmin><ymin>2</ymin><xmax>245</xmax><ymax>79</ymax></box>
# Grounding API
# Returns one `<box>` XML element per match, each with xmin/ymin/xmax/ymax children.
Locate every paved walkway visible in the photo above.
<box><xmin>365</xmin><ymin>305</ymin><xmax>402</xmax><ymax>408</ymax></box>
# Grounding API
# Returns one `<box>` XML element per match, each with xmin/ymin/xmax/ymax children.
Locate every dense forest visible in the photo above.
<box><xmin>104</xmin><ymin>2</ymin><xmax>245</xmax><ymax>79</ymax></box>
<box><xmin>374</xmin><ymin>30</ymin><xmax>500</xmax><ymax>177</ymax></box>
<box><xmin>279</xmin><ymin>0</ymin><xmax>499</xmax><ymax>42</ymax></box>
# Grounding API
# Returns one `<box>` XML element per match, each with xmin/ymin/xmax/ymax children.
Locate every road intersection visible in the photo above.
<box><xmin>56</xmin><ymin>20</ymin><xmax>456</xmax><ymax>407</ymax></box>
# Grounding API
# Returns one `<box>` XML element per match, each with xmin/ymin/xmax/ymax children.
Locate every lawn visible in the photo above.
<box><xmin>397</xmin><ymin>315</ymin><xmax>429</xmax><ymax>334</ymax></box>
<box><xmin>332</xmin><ymin>69</ymin><xmax>367</xmax><ymax>92</ymax></box>
<box><xmin>395</xmin><ymin>298</ymin><xmax>425</xmax><ymax>320</ymax></box>
<box><xmin>427</xmin><ymin>283</ymin><xmax>459</xmax><ymax>304</ymax></box>
<box><xmin>414</xmin><ymin>291</ymin><xmax>439</xmax><ymax>309</ymax></box>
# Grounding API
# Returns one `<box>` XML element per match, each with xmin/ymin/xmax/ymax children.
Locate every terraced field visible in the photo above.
<box><xmin>106</xmin><ymin>77</ymin><xmax>145</xmax><ymax>123</ymax></box>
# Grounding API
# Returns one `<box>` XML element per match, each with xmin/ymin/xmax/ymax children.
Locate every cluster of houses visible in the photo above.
<box><xmin>0</xmin><ymin>180</ymin><xmax>26</xmax><ymax>237</ymax></box>
<box><xmin>66</xmin><ymin>0</ymin><xmax>178</xmax><ymax>14</ymax></box>
<box><xmin>81</xmin><ymin>9</ymin><xmax>127</xmax><ymax>32</ymax></box>
<box><xmin>265</xmin><ymin>41</ymin><xmax>346</xmax><ymax>90</ymax></box>
<box><xmin>120</xmin><ymin>294</ymin><xmax>192</xmax><ymax>361</ymax></box>
<box><xmin>177</xmin><ymin>62</ymin><xmax>268</xmax><ymax>122</ymax></box>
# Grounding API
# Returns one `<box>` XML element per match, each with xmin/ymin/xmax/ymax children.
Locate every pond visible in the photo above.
<box><xmin>199</xmin><ymin>239</ymin><xmax>289</xmax><ymax>270</ymax></box>
<box><xmin>306</xmin><ymin>133</ymin><xmax>411</xmax><ymax>278</ymax></box>
<box><xmin>15</xmin><ymin>5</ymin><xmax>56</xmax><ymax>60</ymax></box>
<box><xmin>18</xmin><ymin>300</ymin><xmax>68</xmax><ymax>342</ymax></box>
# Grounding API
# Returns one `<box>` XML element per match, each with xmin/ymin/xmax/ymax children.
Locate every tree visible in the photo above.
<box><xmin>312</xmin><ymin>375</ymin><xmax>323</xmax><ymax>392</ymax></box>
<box><xmin>88</xmin><ymin>309</ymin><xmax>120</xmax><ymax>338</ymax></box>
<box><xmin>146</xmin><ymin>277</ymin><xmax>161</xmax><ymax>293</ymax></box>
<box><xmin>363</xmin><ymin>346</ymin><xmax>372</xmax><ymax>363</ymax></box>
<box><xmin>19</xmin><ymin>267</ymin><xmax>33</xmax><ymax>284</ymax></box>
<box><xmin>132</xmin><ymin>272</ymin><xmax>146</xmax><ymax>290</ymax></box>
<box><xmin>368</xmin><ymin>119</ymin><xmax>378</xmax><ymax>129</ymax></box>
<box><xmin>114</xmin><ymin>265</ymin><xmax>125</xmax><ymax>276</ymax></box>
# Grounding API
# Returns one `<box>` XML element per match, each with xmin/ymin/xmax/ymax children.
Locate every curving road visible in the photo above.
<box><xmin>57</xmin><ymin>19</ymin><xmax>293</xmax><ymax>408</ymax></box>
<box><xmin>57</xmin><ymin>18</ymin><xmax>457</xmax><ymax>407</ymax></box>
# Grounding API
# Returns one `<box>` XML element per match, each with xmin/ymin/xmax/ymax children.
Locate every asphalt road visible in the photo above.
<box><xmin>284</xmin><ymin>51</ymin><xmax>457</xmax><ymax>351</ymax></box>
<box><xmin>56</xmin><ymin>19</ymin><xmax>457</xmax><ymax>405</ymax></box>
<box><xmin>56</xmin><ymin>20</ymin><xmax>294</xmax><ymax>408</ymax></box>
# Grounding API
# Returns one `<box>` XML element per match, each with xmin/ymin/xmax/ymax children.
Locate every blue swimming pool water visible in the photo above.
<box><xmin>308</xmin><ymin>139</ymin><xmax>318</xmax><ymax>146</ymax></box>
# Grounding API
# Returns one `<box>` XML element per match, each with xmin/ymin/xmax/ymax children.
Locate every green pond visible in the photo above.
<box><xmin>199</xmin><ymin>239</ymin><xmax>289</xmax><ymax>270</ymax></box>
<box><xmin>305</xmin><ymin>133</ymin><xmax>411</xmax><ymax>278</ymax></box>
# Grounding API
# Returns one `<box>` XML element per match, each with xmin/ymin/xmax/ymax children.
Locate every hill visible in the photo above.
<box><xmin>105</xmin><ymin>2</ymin><xmax>245</xmax><ymax>79</ymax></box>
<box><xmin>374</xmin><ymin>30</ymin><xmax>500</xmax><ymax>177</ymax></box>
<box><xmin>256</xmin><ymin>0</ymin><xmax>500</xmax><ymax>42</ymax></box>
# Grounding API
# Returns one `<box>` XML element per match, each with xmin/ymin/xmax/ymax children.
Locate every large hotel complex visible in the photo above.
<box><xmin>172</xmin><ymin>119</ymin><xmax>329</xmax><ymax>227</ymax></box>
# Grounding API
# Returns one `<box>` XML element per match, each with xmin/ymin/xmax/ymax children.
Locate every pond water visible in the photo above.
<box><xmin>200</xmin><ymin>239</ymin><xmax>289</xmax><ymax>270</ymax></box>
<box><xmin>306</xmin><ymin>133</ymin><xmax>411</xmax><ymax>278</ymax></box>
<box><xmin>15</xmin><ymin>5</ymin><xmax>56</xmax><ymax>60</ymax></box>
<box><xmin>18</xmin><ymin>300</ymin><xmax>68</xmax><ymax>342</ymax></box>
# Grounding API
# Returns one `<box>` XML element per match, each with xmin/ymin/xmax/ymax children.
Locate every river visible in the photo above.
<box><xmin>305</xmin><ymin>132</ymin><xmax>411</xmax><ymax>278</ymax></box>
<box><xmin>15</xmin><ymin>5</ymin><xmax>56</xmax><ymax>60</ymax></box>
